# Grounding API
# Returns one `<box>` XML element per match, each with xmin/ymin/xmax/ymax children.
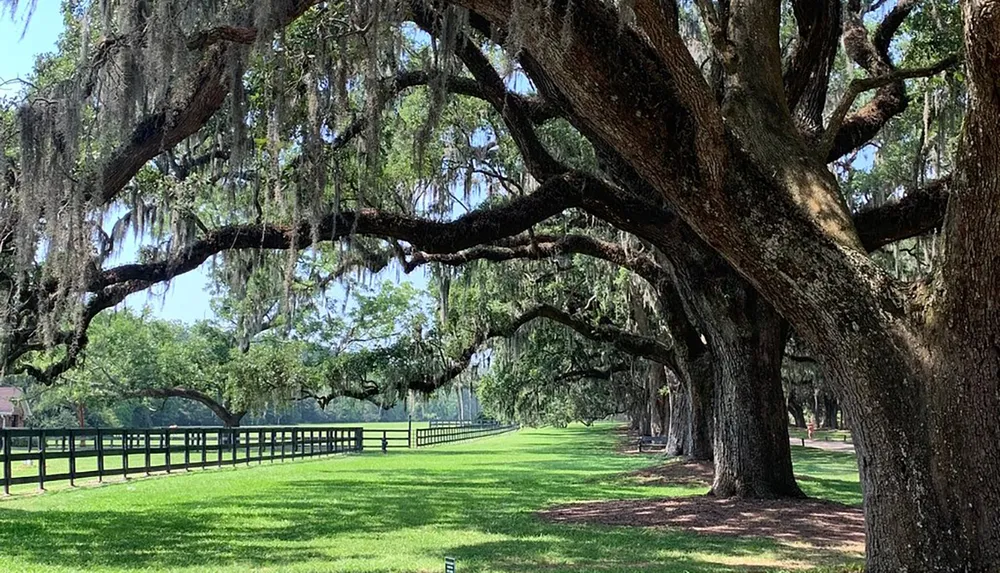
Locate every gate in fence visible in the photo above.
<box><xmin>0</xmin><ymin>425</ymin><xmax>363</xmax><ymax>494</ymax></box>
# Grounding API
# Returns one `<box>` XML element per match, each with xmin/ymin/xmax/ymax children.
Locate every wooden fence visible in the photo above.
<box><xmin>1</xmin><ymin>421</ymin><xmax>521</xmax><ymax>494</ymax></box>
<box><xmin>415</xmin><ymin>422</ymin><xmax>518</xmax><ymax>447</ymax></box>
<box><xmin>0</xmin><ymin>426</ymin><xmax>362</xmax><ymax>494</ymax></box>
<box><xmin>428</xmin><ymin>419</ymin><xmax>499</xmax><ymax>428</ymax></box>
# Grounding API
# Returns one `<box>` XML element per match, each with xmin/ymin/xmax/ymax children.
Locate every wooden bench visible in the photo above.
<box><xmin>638</xmin><ymin>435</ymin><xmax>668</xmax><ymax>453</ymax></box>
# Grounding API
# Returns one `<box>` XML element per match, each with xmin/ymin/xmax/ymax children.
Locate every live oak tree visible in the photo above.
<box><xmin>0</xmin><ymin>0</ymin><xmax>995</xmax><ymax>569</ymax></box>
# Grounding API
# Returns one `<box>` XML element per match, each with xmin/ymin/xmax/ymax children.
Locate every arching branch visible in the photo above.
<box><xmin>828</xmin><ymin>0</ymin><xmax>922</xmax><ymax>161</ymax></box>
<box><xmin>132</xmin><ymin>387</ymin><xmax>246</xmax><ymax>427</ymax></box>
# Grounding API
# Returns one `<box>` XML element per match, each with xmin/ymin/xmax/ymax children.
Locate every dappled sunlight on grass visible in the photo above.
<box><xmin>0</xmin><ymin>424</ymin><xmax>863</xmax><ymax>572</ymax></box>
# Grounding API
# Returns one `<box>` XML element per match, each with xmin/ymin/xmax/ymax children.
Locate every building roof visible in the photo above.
<box><xmin>0</xmin><ymin>387</ymin><xmax>25</xmax><ymax>415</ymax></box>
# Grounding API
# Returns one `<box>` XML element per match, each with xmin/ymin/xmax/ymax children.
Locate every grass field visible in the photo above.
<box><xmin>0</xmin><ymin>424</ymin><xmax>862</xmax><ymax>573</ymax></box>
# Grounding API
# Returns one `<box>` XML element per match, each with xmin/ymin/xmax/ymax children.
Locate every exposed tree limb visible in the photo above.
<box><xmin>132</xmin><ymin>387</ymin><xmax>247</xmax><ymax>427</ymax></box>
<box><xmin>828</xmin><ymin>0</ymin><xmax>922</xmax><ymax>161</ymax></box>
<box><xmin>855</xmin><ymin>177</ymin><xmax>951</xmax><ymax>252</ymax></box>
<box><xmin>820</xmin><ymin>55</ymin><xmax>960</xmax><ymax>158</ymax></box>
<box><xmin>410</xmin><ymin>1</ymin><xmax>565</xmax><ymax>179</ymax></box>
<box><xmin>783</xmin><ymin>0</ymin><xmax>841</xmax><ymax>131</ymax></box>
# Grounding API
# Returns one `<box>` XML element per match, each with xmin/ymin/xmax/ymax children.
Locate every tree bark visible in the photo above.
<box><xmin>786</xmin><ymin>389</ymin><xmax>807</xmax><ymax>429</ymax></box>
<box><xmin>665</xmin><ymin>368</ymin><xmax>689</xmax><ymax>456</ymax></box>
<box><xmin>696</xmin><ymin>286</ymin><xmax>803</xmax><ymax>499</ymax></box>
<box><xmin>685</xmin><ymin>347</ymin><xmax>714</xmax><ymax>462</ymax></box>
<box><xmin>820</xmin><ymin>395</ymin><xmax>839</xmax><ymax>430</ymax></box>
<box><xmin>648</xmin><ymin>363</ymin><xmax>667</xmax><ymax>436</ymax></box>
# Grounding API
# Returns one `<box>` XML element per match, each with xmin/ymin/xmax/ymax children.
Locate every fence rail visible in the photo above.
<box><xmin>364</xmin><ymin>428</ymin><xmax>411</xmax><ymax>451</ymax></box>
<box><xmin>1</xmin><ymin>426</ymin><xmax>362</xmax><ymax>494</ymax></box>
<box><xmin>2</xmin><ymin>421</ymin><xmax>521</xmax><ymax>494</ymax></box>
<box><xmin>415</xmin><ymin>423</ymin><xmax>518</xmax><ymax>447</ymax></box>
<box><xmin>428</xmin><ymin>419</ymin><xmax>499</xmax><ymax>428</ymax></box>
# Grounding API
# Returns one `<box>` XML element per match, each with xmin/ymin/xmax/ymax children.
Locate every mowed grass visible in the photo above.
<box><xmin>0</xmin><ymin>424</ymin><xmax>862</xmax><ymax>573</ymax></box>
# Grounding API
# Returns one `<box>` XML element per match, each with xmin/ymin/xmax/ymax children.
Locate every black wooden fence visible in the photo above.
<box><xmin>364</xmin><ymin>428</ymin><xmax>411</xmax><ymax>450</ymax></box>
<box><xmin>1</xmin><ymin>421</ymin><xmax>521</xmax><ymax>494</ymax></box>
<box><xmin>415</xmin><ymin>422</ymin><xmax>518</xmax><ymax>447</ymax></box>
<box><xmin>428</xmin><ymin>418</ymin><xmax>500</xmax><ymax>428</ymax></box>
<box><xmin>0</xmin><ymin>426</ymin><xmax>362</xmax><ymax>494</ymax></box>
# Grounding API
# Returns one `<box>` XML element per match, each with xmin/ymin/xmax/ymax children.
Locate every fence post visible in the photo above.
<box><xmin>165</xmin><ymin>428</ymin><xmax>172</xmax><ymax>473</ymax></box>
<box><xmin>1</xmin><ymin>430</ymin><xmax>9</xmax><ymax>496</ymax></box>
<box><xmin>217</xmin><ymin>429</ymin><xmax>223</xmax><ymax>468</ymax></box>
<box><xmin>121</xmin><ymin>429</ymin><xmax>128</xmax><ymax>480</ymax></box>
<box><xmin>184</xmin><ymin>431</ymin><xmax>191</xmax><ymax>471</ymax></box>
<box><xmin>36</xmin><ymin>429</ymin><xmax>46</xmax><ymax>491</ymax></box>
<box><xmin>96</xmin><ymin>428</ymin><xmax>104</xmax><ymax>482</ymax></box>
<box><xmin>230</xmin><ymin>428</ymin><xmax>238</xmax><ymax>466</ymax></box>
<box><xmin>408</xmin><ymin>417</ymin><xmax>413</xmax><ymax>448</ymax></box>
<box><xmin>144</xmin><ymin>429</ymin><xmax>152</xmax><ymax>476</ymax></box>
<box><xmin>355</xmin><ymin>428</ymin><xmax>363</xmax><ymax>452</ymax></box>
<box><xmin>68</xmin><ymin>429</ymin><xmax>77</xmax><ymax>487</ymax></box>
<box><xmin>292</xmin><ymin>429</ymin><xmax>298</xmax><ymax>459</ymax></box>
<box><xmin>244</xmin><ymin>429</ymin><xmax>251</xmax><ymax>466</ymax></box>
<box><xmin>201</xmin><ymin>430</ymin><xmax>208</xmax><ymax>469</ymax></box>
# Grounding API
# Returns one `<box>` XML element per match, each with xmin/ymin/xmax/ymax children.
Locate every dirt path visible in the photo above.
<box><xmin>539</xmin><ymin>496</ymin><xmax>865</xmax><ymax>554</ymax></box>
<box><xmin>791</xmin><ymin>437</ymin><xmax>856</xmax><ymax>454</ymax></box>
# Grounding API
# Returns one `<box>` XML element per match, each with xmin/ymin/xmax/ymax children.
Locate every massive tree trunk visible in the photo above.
<box><xmin>648</xmin><ymin>363</ymin><xmax>668</xmax><ymax>436</ymax></box>
<box><xmin>685</xmin><ymin>346</ymin><xmax>714</xmax><ymax>461</ymax></box>
<box><xmin>462</xmin><ymin>0</ymin><xmax>995</xmax><ymax>564</ymax></box>
<box><xmin>820</xmin><ymin>395</ymin><xmax>838</xmax><ymax>430</ymax></box>
<box><xmin>706</xmin><ymin>292</ymin><xmax>801</xmax><ymax>498</ymax></box>
<box><xmin>786</xmin><ymin>389</ymin><xmax>807</xmax><ymax>429</ymax></box>
<box><xmin>665</xmin><ymin>368</ymin><xmax>689</xmax><ymax>455</ymax></box>
<box><xmin>652</xmin><ymin>220</ymin><xmax>799</xmax><ymax>497</ymax></box>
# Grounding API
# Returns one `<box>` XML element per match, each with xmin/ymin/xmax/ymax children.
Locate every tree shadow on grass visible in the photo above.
<box><xmin>0</xmin><ymin>426</ymin><xmax>863</xmax><ymax>572</ymax></box>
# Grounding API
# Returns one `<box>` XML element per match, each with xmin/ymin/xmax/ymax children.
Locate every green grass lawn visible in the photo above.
<box><xmin>0</xmin><ymin>424</ymin><xmax>862</xmax><ymax>573</ymax></box>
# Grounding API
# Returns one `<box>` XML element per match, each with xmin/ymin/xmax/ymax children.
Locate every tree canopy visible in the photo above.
<box><xmin>0</xmin><ymin>0</ymin><xmax>997</xmax><ymax>570</ymax></box>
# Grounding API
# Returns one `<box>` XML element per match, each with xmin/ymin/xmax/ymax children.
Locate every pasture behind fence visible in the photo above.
<box><xmin>0</xmin><ymin>425</ymin><xmax>362</xmax><ymax>494</ymax></box>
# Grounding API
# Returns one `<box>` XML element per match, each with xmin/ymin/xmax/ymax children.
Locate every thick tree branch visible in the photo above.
<box><xmin>330</xmin><ymin>70</ymin><xmax>559</xmax><ymax>155</ymax></box>
<box><xmin>410</xmin><ymin>2</ymin><xmax>565</xmax><ymax>179</ymax></box>
<box><xmin>821</xmin><ymin>56</ymin><xmax>960</xmax><ymax>158</ymax></box>
<box><xmin>404</xmin><ymin>302</ymin><xmax>673</xmax><ymax>395</ymax></box>
<box><xmin>92</xmin><ymin>1</ymin><xmax>325</xmax><ymax>206</ymax></box>
<box><xmin>406</xmin><ymin>233</ymin><xmax>666</xmax><ymax>286</ymax></box>
<box><xmin>92</xmin><ymin>171</ymin><xmax>593</xmax><ymax>292</ymax></box>
<box><xmin>854</xmin><ymin>178</ymin><xmax>951</xmax><ymax>252</ymax></box>
<box><xmin>555</xmin><ymin>363</ymin><xmax>631</xmax><ymax>382</ymax></box>
<box><xmin>133</xmin><ymin>387</ymin><xmax>246</xmax><ymax>427</ymax></box>
<box><xmin>783</xmin><ymin>0</ymin><xmax>841</xmax><ymax>131</ymax></box>
<box><xmin>828</xmin><ymin>0</ymin><xmax>921</xmax><ymax>161</ymax></box>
